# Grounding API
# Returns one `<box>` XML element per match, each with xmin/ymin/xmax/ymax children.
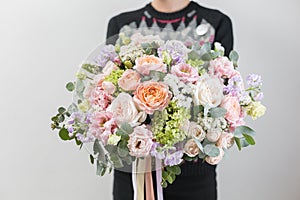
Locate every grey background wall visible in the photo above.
<box><xmin>0</xmin><ymin>0</ymin><xmax>299</xmax><ymax>199</ymax></box>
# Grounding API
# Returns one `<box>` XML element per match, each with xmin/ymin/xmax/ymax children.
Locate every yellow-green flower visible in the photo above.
<box><xmin>78</xmin><ymin>99</ymin><xmax>90</xmax><ymax>112</ymax></box>
<box><xmin>76</xmin><ymin>71</ymin><xmax>87</xmax><ymax>80</ymax></box>
<box><xmin>246</xmin><ymin>101</ymin><xmax>266</xmax><ymax>120</ymax></box>
<box><xmin>108</xmin><ymin>134</ymin><xmax>121</xmax><ymax>146</ymax></box>
<box><xmin>104</xmin><ymin>69</ymin><xmax>124</xmax><ymax>85</ymax></box>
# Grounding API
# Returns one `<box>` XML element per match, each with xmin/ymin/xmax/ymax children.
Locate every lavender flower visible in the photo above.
<box><xmin>68</xmin><ymin>112</ymin><xmax>83</xmax><ymax>124</ymax></box>
<box><xmin>253</xmin><ymin>92</ymin><xmax>264</xmax><ymax>101</ymax></box>
<box><xmin>76</xmin><ymin>133</ymin><xmax>95</xmax><ymax>143</ymax></box>
<box><xmin>246</xmin><ymin>74</ymin><xmax>262</xmax><ymax>88</ymax></box>
<box><xmin>224</xmin><ymin>75</ymin><xmax>243</xmax><ymax>96</ymax></box>
<box><xmin>164</xmin><ymin>150</ymin><xmax>183</xmax><ymax>166</ymax></box>
<box><xmin>94</xmin><ymin>45</ymin><xmax>118</xmax><ymax>67</ymax></box>
<box><xmin>158</xmin><ymin>40</ymin><xmax>190</xmax><ymax>65</ymax></box>
<box><xmin>150</xmin><ymin>142</ymin><xmax>166</xmax><ymax>159</ymax></box>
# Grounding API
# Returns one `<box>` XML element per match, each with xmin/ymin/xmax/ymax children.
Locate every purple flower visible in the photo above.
<box><xmin>76</xmin><ymin>133</ymin><xmax>94</xmax><ymax>143</ymax></box>
<box><xmin>164</xmin><ymin>149</ymin><xmax>183</xmax><ymax>166</ymax></box>
<box><xmin>150</xmin><ymin>142</ymin><xmax>166</xmax><ymax>159</ymax></box>
<box><xmin>246</xmin><ymin>74</ymin><xmax>262</xmax><ymax>88</ymax></box>
<box><xmin>254</xmin><ymin>92</ymin><xmax>264</xmax><ymax>101</ymax></box>
<box><xmin>67</xmin><ymin>125</ymin><xmax>74</xmax><ymax>133</ymax></box>
<box><xmin>224</xmin><ymin>75</ymin><xmax>243</xmax><ymax>96</ymax></box>
<box><xmin>158</xmin><ymin>40</ymin><xmax>190</xmax><ymax>65</ymax></box>
<box><xmin>94</xmin><ymin>45</ymin><xmax>118</xmax><ymax>67</ymax></box>
<box><xmin>68</xmin><ymin>112</ymin><xmax>83</xmax><ymax>124</ymax></box>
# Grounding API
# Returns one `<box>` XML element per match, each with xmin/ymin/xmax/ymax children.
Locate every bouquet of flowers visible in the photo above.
<box><xmin>51</xmin><ymin>32</ymin><xmax>266</xmax><ymax>194</ymax></box>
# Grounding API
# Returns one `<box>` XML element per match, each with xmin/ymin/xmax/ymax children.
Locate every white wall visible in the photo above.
<box><xmin>0</xmin><ymin>0</ymin><xmax>299</xmax><ymax>199</ymax></box>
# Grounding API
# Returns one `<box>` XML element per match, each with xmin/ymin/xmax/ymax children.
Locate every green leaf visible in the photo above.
<box><xmin>188</xmin><ymin>50</ymin><xmax>200</xmax><ymax>60</ymax></box>
<box><xmin>166</xmin><ymin>165</ymin><xmax>181</xmax><ymax>176</ymax></box>
<box><xmin>229</xmin><ymin>50</ymin><xmax>239</xmax><ymax>62</ymax></box>
<box><xmin>203</xmin><ymin>144</ymin><xmax>220</xmax><ymax>157</ymax></box>
<box><xmin>76</xmin><ymin>80</ymin><xmax>85</xmax><ymax>95</ymax></box>
<box><xmin>117</xmin><ymin>140</ymin><xmax>129</xmax><ymax>157</ymax></box>
<box><xmin>81</xmin><ymin>63</ymin><xmax>100</xmax><ymax>74</ymax></box>
<box><xmin>93</xmin><ymin>139</ymin><xmax>106</xmax><ymax>163</ymax></box>
<box><xmin>192</xmin><ymin>136</ymin><xmax>204</xmax><ymax>152</ymax></box>
<box><xmin>161</xmin><ymin>180</ymin><xmax>168</xmax><ymax>188</ymax></box>
<box><xmin>234</xmin><ymin>137</ymin><xmax>242</xmax><ymax>151</ymax></box>
<box><xmin>149</xmin><ymin>70</ymin><xmax>166</xmax><ymax>81</ymax></box>
<box><xmin>118</xmin><ymin>123</ymin><xmax>133</xmax><ymax>136</ymax></box>
<box><xmin>58</xmin><ymin>107</ymin><xmax>66</xmax><ymax>114</ymax></box>
<box><xmin>209</xmin><ymin>107</ymin><xmax>227</xmax><ymax>118</ymax></box>
<box><xmin>199</xmin><ymin>42</ymin><xmax>211</xmax><ymax>56</ymax></box>
<box><xmin>192</xmin><ymin>105</ymin><xmax>204</xmax><ymax>121</ymax></box>
<box><xmin>201</xmin><ymin>53</ymin><xmax>212</xmax><ymax>61</ymax></box>
<box><xmin>166</xmin><ymin>174</ymin><xmax>174</xmax><ymax>184</ymax></box>
<box><xmin>58</xmin><ymin>128</ymin><xmax>70</xmax><ymax>140</ymax></box>
<box><xmin>243</xmin><ymin>134</ymin><xmax>256</xmax><ymax>145</ymax></box>
<box><xmin>233</xmin><ymin>126</ymin><xmax>256</xmax><ymax>138</ymax></box>
<box><xmin>66</xmin><ymin>82</ymin><xmax>75</xmax><ymax>92</ymax></box>
<box><xmin>90</xmin><ymin>154</ymin><xmax>94</xmax><ymax>165</ymax></box>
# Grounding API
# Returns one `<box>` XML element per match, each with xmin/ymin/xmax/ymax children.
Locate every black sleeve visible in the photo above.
<box><xmin>106</xmin><ymin>16</ymin><xmax>120</xmax><ymax>43</ymax></box>
<box><xmin>214</xmin><ymin>15</ymin><xmax>234</xmax><ymax>56</ymax></box>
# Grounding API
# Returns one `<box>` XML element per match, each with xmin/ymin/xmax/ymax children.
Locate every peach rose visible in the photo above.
<box><xmin>216</xmin><ymin>133</ymin><xmax>234</xmax><ymax>149</ymax></box>
<box><xmin>127</xmin><ymin>125</ymin><xmax>153</xmax><ymax>157</ymax></box>
<box><xmin>134</xmin><ymin>55</ymin><xmax>167</xmax><ymax>75</ymax></box>
<box><xmin>221</xmin><ymin>95</ymin><xmax>244</xmax><ymax>127</ymax></box>
<box><xmin>118</xmin><ymin>69</ymin><xmax>141</xmax><ymax>91</ymax></box>
<box><xmin>184</xmin><ymin>139</ymin><xmax>200</xmax><ymax>157</ymax></box>
<box><xmin>133</xmin><ymin>81</ymin><xmax>172</xmax><ymax>114</ymax></box>
<box><xmin>205</xmin><ymin>147</ymin><xmax>224</xmax><ymax>165</ymax></box>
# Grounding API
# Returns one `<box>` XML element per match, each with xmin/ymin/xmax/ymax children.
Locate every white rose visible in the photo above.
<box><xmin>206</xmin><ymin>128</ymin><xmax>222</xmax><ymax>143</ymax></box>
<box><xmin>107</xmin><ymin>93</ymin><xmax>146</xmax><ymax>126</ymax></box>
<box><xmin>194</xmin><ymin>75</ymin><xmax>224</xmax><ymax>108</ymax></box>
<box><xmin>188</xmin><ymin>122</ymin><xmax>206</xmax><ymax>141</ymax></box>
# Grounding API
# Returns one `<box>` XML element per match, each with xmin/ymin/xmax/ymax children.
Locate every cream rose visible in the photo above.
<box><xmin>206</xmin><ymin>128</ymin><xmax>222</xmax><ymax>143</ymax></box>
<box><xmin>107</xmin><ymin>93</ymin><xmax>146</xmax><ymax>126</ymax></box>
<box><xmin>118</xmin><ymin>69</ymin><xmax>141</xmax><ymax>91</ymax></box>
<box><xmin>134</xmin><ymin>55</ymin><xmax>167</xmax><ymax>75</ymax></box>
<box><xmin>102</xmin><ymin>61</ymin><xmax>119</xmax><ymax>75</ymax></box>
<box><xmin>184</xmin><ymin>139</ymin><xmax>200</xmax><ymax>157</ymax></box>
<box><xmin>246</xmin><ymin>101</ymin><xmax>266</xmax><ymax>120</ymax></box>
<box><xmin>188</xmin><ymin>122</ymin><xmax>206</xmax><ymax>141</ymax></box>
<box><xmin>194</xmin><ymin>75</ymin><xmax>224</xmax><ymax>108</ymax></box>
<box><xmin>216</xmin><ymin>133</ymin><xmax>234</xmax><ymax>149</ymax></box>
<box><xmin>205</xmin><ymin>147</ymin><xmax>224</xmax><ymax>165</ymax></box>
<box><xmin>127</xmin><ymin>125</ymin><xmax>153</xmax><ymax>157</ymax></box>
<box><xmin>133</xmin><ymin>81</ymin><xmax>172</xmax><ymax>114</ymax></box>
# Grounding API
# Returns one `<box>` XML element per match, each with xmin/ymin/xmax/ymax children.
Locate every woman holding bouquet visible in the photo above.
<box><xmin>106</xmin><ymin>0</ymin><xmax>234</xmax><ymax>199</ymax></box>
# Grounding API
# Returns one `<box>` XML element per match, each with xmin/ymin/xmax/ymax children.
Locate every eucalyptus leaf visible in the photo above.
<box><xmin>234</xmin><ymin>137</ymin><xmax>242</xmax><ymax>151</ymax></box>
<box><xmin>234</xmin><ymin>126</ymin><xmax>256</xmax><ymax>138</ymax></box>
<box><xmin>209</xmin><ymin>107</ymin><xmax>227</xmax><ymax>118</ymax></box>
<box><xmin>66</xmin><ymin>82</ymin><xmax>75</xmax><ymax>92</ymax></box>
<box><xmin>193</xmin><ymin>136</ymin><xmax>204</xmax><ymax>152</ymax></box>
<box><xmin>149</xmin><ymin>70</ymin><xmax>166</xmax><ymax>81</ymax></box>
<box><xmin>118</xmin><ymin>123</ymin><xmax>133</xmax><ymax>135</ymax></box>
<box><xmin>192</xmin><ymin>105</ymin><xmax>204</xmax><ymax>121</ymax></box>
<box><xmin>203</xmin><ymin>144</ymin><xmax>220</xmax><ymax>157</ymax></box>
<box><xmin>188</xmin><ymin>50</ymin><xmax>200</xmax><ymax>60</ymax></box>
<box><xmin>59</xmin><ymin>128</ymin><xmax>70</xmax><ymax>141</ymax></box>
<box><xmin>58</xmin><ymin>107</ymin><xmax>66</xmax><ymax>114</ymax></box>
<box><xmin>229</xmin><ymin>50</ymin><xmax>239</xmax><ymax>63</ymax></box>
<box><xmin>93</xmin><ymin>139</ymin><xmax>106</xmax><ymax>163</ymax></box>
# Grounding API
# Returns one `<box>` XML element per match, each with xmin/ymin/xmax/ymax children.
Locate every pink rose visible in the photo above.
<box><xmin>221</xmin><ymin>95</ymin><xmax>245</xmax><ymax>128</ymax></box>
<box><xmin>134</xmin><ymin>55</ymin><xmax>167</xmax><ymax>75</ymax></box>
<box><xmin>102</xmin><ymin>81</ymin><xmax>116</xmax><ymax>94</ymax></box>
<box><xmin>205</xmin><ymin>147</ymin><xmax>224</xmax><ymax>165</ymax></box>
<box><xmin>127</xmin><ymin>125</ymin><xmax>153</xmax><ymax>157</ymax></box>
<box><xmin>89</xmin><ymin>111</ymin><xmax>118</xmax><ymax>145</ymax></box>
<box><xmin>216</xmin><ymin>133</ymin><xmax>234</xmax><ymax>149</ymax></box>
<box><xmin>206</xmin><ymin>128</ymin><xmax>221</xmax><ymax>143</ymax></box>
<box><xmin>184</xmin><ymin>139</ymin><xmax>200</xmax><ymax>157</ymax></box>
<box><xmin>171</xmin><ymin>63</ymin><xmax>199</xmax><ymax>83</ymax></box>
<box><xmin>133</xmin><ymin>81</ymin><xmax>172</xmax><ymax>114</ymax></box>
<box><xmin>102</xmin><ymin>61</ymin><xmax>119</xmax><ymax>75</ymax></box>
<box><xmin>209</xmin><ymin>57</ymin><xmax>235</xmax><ymax>79</ymax></box>
<box><xmin>118</xmin><ymin>69</ymin><xmax>141</xmax><ymax>91</ymax></box>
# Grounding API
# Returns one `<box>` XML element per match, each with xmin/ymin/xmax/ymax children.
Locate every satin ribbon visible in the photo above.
<box><xmin>145</xmin><ymin>157</ymin><xmax>155</xmax><ymax>200</ymax></box>
<box><xmin>156</xmin><ymin>158</ymin><xmax>164</xmax><ymax>200</ymax></box>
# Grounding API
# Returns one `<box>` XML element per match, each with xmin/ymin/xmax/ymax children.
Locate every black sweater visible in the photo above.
<box><xmin>106</xmin><ymin>0</ymin><xmax>233</xmax><ymax>180</ymax></box>
<box><xmin>106</xmin><ymin>1</ymin><xmax>233</xmax><ymax>55</ymax></box>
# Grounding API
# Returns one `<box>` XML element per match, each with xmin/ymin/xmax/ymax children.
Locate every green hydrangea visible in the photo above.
<box><xmin>152</xmin><ymin>100</ymin><xmax>190</xmax><ymax>147</ymax></box>
<box><xmin>104</xmin><ymin>69</ymin><xmax>124</xmax><ymax>85</ymax></box>
<box><xmin>186</xmin><ymin>59</ymin><xmax>206</xmax><ymax>75</ymax></box>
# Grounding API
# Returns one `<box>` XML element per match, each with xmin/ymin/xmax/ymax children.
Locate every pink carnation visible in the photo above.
<box><xmin>209</xmin><ymin>57</ymin><xmax>235</xmax><ymax>79</ymax></box>
<box><xmin>171</xmin><ymin>63</ymin><xmax>199</xmax><ymax>83</ymax></box>
<box><xmin>89</xmin><ymin>111</ymin><xmax>118</xmax><ymax>145</ymax></box>
<box><xmin>127</xmin><ymin>125</ymin><xmax>153</xmax><ymax>157</ymax></box>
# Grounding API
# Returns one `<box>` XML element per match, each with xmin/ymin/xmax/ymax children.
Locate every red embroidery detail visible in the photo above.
<box><xmin>157</xmin><ymin>18</ymin><xmax>181</xmax><ymax>23</ymax></box>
